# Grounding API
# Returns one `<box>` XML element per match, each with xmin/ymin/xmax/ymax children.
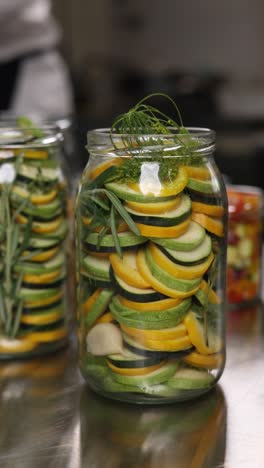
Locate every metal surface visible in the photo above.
<box><xmin>0</xmin><ymin>304</ymin><xmax>263</xmax><ymax>468</ymax></box>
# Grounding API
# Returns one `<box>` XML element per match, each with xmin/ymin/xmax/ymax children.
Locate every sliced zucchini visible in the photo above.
<box><xmin>107</xmin><ymin>349</ymin><xmax>163</xmax><ymax>368</ymax></box>
<box><xmin>12</xmin><ymin>198</ymin><xmax>63</xmax><ymax>220</ymax></box>
<box><xmin>148</xmin><ymin>243</ymin><xmax>214</xmax><ymax>280</ymax></box>
<box><xmin>84</xmin><ymin>231</ymin><xmax>146</xmax><ymax>253</ymax></box>
<box><xmin>110</xmin><ymin>268</ymin><xmax>164</xmax><ymax>302</ymax></box>
<box><xmin>187</xmin><ymin>178</ymin><xmax>218</xmax><ymax>194</ymax></box>
<box><xmin>19</xmin><ymin>287</ymin><xmax>62</xmax><ymax>302</ymax></box>
<box><xmin>110</xmin><ymin>295</ymin><xmax>191</xmax><ymax>329</ymax></box>
<box><xmin>11</xmin><ymin>184</ymin><xmax>58</xmax><ymax>205</ymax></box>
<box><xmin>145</xmin><ymin>248</ymin><xmax>202</xmax><ymax>292</ymax></box>
<box><xmin>105</xmin><ymin>182</ymin><xmax>176</xmax><ymax>203</ymax></box>
<box><xmin>168</xmin><ymin>366</ymin><xmax>215</xmax><ymax>389</ymax></box>
<box><xmin>136</xmin><ymin>248</ymin><xmax>200</xmax><ymax>299</ymax></box>
<box><xmin>82</xmin><ymin>255</ymin><xmax>110</xmax><ymax>281</ymax></box>
<box><xmin>125</xmin><ymin>194</ymin><xmax>191</xmax><ymax>227</ymax></box>
<box><xmin>150</xmin><ymin>221</ymin><xmax>206</xmax><ymax>252</ymax></box>
<box><xmin>159</xmin><ymin>234</ymin><xmax>212</xmax><ymax>265</ymax></box>
<box><xmin>123</xmin><ymin>333</ymin><xmax>193</xmax><ymax>359</ymax></box>
<box><xmin>110</xmin><ymin>361</ymin><xmax>178</xmax><ymax>386</ymax></box>
<box><xmin>17</xmin><ymin>163</ymin><xmax>60</xmax><ymax>183</ymax></box>
<box><xmin>15</xmin><ymin>251</ymin><xmax>65</xmax><ymax>274</ymax></box>
<box><xmin>84</xmin><ymin>289</ymin><xmax>114</xmax><ymax>328</ymax></box>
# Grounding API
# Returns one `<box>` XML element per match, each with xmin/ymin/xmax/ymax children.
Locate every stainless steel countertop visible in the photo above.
<box><xmin>0</xmin><ymin>303</ymin><xmax>263</xmax><ymax>468</ymax></box>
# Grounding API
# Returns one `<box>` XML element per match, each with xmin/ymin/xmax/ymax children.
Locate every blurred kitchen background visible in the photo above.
<box><xmin>2</xmin><ymin>0</ymin><xmax>264</xmax><ymax>186</ymax></box>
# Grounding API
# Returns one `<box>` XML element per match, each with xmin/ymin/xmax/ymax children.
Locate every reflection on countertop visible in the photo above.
<box><xmin>0</xmin><ymin>303</ymin><xmax>263</xmax><ymax>467</ymax></box>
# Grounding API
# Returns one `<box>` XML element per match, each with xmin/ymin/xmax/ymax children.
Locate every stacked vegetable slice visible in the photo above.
<box><xmin>79</xmin><ymin>159</ymin><xmax>225</xmax><ymax>399</ymax></box>
<box><xmin>0</xmin><ymin>143</ymin><xmax>68</xmax><ymax>356</ymax></box>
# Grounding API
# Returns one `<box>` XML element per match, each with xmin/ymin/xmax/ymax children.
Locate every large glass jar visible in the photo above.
<box><xmin>76</xmin><ymin>128</ymin><xmax>227</xmax><ymax>403</ymax></box>
<box><xmin>0</xmin><ymin>125</ymin><xmax>69</xmax><ymax>358</ymax></box>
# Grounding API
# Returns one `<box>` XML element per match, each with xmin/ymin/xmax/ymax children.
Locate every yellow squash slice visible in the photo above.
<box><xmin>191</xmin><ymin>213</ymin><xmax>224</xmax><ymax>237</ymax></box>
<box><xmin>149</xmin><ymin>243</ymin><xmax>214</xmax><ymax>280</ymax></box>
<box><xmin>107</xmin><ymin>360</ymin><xmax>166</xmax><ymax>376</ymax></box>
<box><xmin>118</xmin><ymin>296</ymin><xmax>181</xmax><ymax>311</ymax></box>
<box><xmin>136</xmin><ymin>218</ymin><xmax>190</xmax><ymax>238</ymax></box>
<box><xmin>136</xmin><ymin>248</ymin><xmax>201</xmax><ymax>299</ymax></box>
<box><xmin>121</xmin><ymin>323</ymin><xmax>187</xmax><ymax>341</ymax></box>
<box><xmin>110</xmin><ymin>251</ymin><xmax>151</xmax><ymax>289</ymax></box>
<box><xmin>183</xmin><ymin>351</ymin><xmax>223</xmax><ymax>369</ymax></box>
<box><xmin>192</xmin><ymin>201</ymin><xmax>224</xmax><ymax>217</ymax></box>
<box><xmin>125</xmin><ymin>196</ymin><xmax>180</xmax><ymax>215</ymax></box>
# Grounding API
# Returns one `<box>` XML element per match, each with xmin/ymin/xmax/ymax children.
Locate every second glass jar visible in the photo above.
<box><xmin>76</xmin><ymin>128</ymin><xmax>227</xmax><ymax>403</ymax></box>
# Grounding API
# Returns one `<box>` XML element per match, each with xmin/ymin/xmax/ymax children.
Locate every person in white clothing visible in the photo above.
<box><xmin>0</xmin><ymin>0</ymin><xmax>74</xmax><ymax>118</ymax></box>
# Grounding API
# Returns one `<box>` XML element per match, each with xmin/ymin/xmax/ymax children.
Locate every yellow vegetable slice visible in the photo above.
<box><xmin>128</xmin><ymin>166</ymin><xmax>188</xmax><ymax>197</ymax></box>
<box><xmin>88</xmin><ymin>158</ymin><xmax>122</xmax><ymax>180</ymax></box>
<box><xmin>136</xmin><ymin>248</ymin><xmax>201</xmax><ymax>299</ymax></box>
<box><xmin>136</xmin><ymin>218</ymin><xmax>190</xmax><ymax>238</ymax></box>
<box><xmin>149</xmin><ymin>243</ymin><xmax>214</xmax><ymax>280</ymax></box>
<box><xmin>82</xmin><ymin>289</ymin><xmax>102</xmax><ymax>314</ymax></box>
<box><xmin>110</xmin><ymin>251</ymin><xmax>151</xmax><ymax>289</ymax></box>
<box><xmin>191</xmin><ymin>213</ymin><xmax>224</xmax><ymax>237</ymax></box>
<box><xmin>16</xmin><ymin>214</ymin><xmax>64</xmax><ymax>234</ymax></box>
<box><xmin>107</xmin><ymin>360</ymin><xmax>165</xmax><ymax>376</ymax></box>
<box><xmin>21</xmin><ymin>309</ymin><xmax>64</xmax><ymax>325</ymax></box>
<box><xmin>0</xmin><ymin>336</ymin><xmax>37</xmax><ymax>353</ymax></box>
<box><xmin>130</xmin><ymin>334</ymin><xmax>192</xmax><ymax>351</ymax></box>
<box><xmin>182</xmin><ymin>165</ymin><xmax>211</xmax><ymax>180</ymax></box>
<box><xmin>12</xmin><ymin>185</ymin><xmax>58</xmax><ymax>205</ymax></box>
<box><xmin>14</xmin><ymin>149</ymin><xmax>49</xmax><ymax>160</ymax></box>
<box><xmin>184</xmin><ymin>311</ymin><xmax>213</xmax><ymax>355</ymax></box>
<box><xmin>183</xmin><ymin>351</ymin><xmax>223</xmax><ymax>369</ymax></box>
<box><xmin>22</xmin><ymin>246</ymin><xmax>59</xmax><ymax>262</ymax></box>
<box><xmin>200</xmin><ymin>280</ymin><xmax>221</xmax><ymax>304</ymax></box>
<box><xmin>24</xmin><ymin>291</ymin><xmax>63</xmax><ymax>308</ymax></box>
<box><xmin>118</xmin><ymin>296</ymin><xmax>181</xmax><ymax>311</ymax></box>
<box><xmin>22</xmin><ymin>268</ymin><xmax>62</xmax><ymax>284</ymax></box>
<box><xmin>121</xmin><ymin>323</ymin><xmax>187</xmax><ymax>340</ymax></box>
<box><xmin>125</xmin><ymin>196</ymin><xmax>180</xmax><ymax>215</ymax></box>
<box><xmin>95</xmin><ymin>312</ymin><xmax>114</xmax><ymax>324</ymax></box>
<box><xmin>27</xmin><ymin>327</ymin><xmax>67</xmax><ymax>343</ymax></box>
<box><xmin>192</xmin><ymin>201</ymin><xmax>224</xmax><ymax>217</ymax></box>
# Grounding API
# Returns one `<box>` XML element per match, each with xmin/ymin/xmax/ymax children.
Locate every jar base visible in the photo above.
<box><xmin>83</xmin><ymin>376</ymin><xmax>217</xmax><ymax>405</ymax></box>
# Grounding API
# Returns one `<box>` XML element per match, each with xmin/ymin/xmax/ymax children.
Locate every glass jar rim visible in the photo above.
<box><xmin>87</xmin><ymin>127</ymin><xmax>215</xmax><ymax>157</ymax></box>
<box><xmin>0</xmin><ymin>124</ymin><xmax>63</xmax><ymax>148</ymax></box>
<box><xmin>88</xmin><ymin>126</ymin><xmax>215</xmax><ymax>139</ymax></box>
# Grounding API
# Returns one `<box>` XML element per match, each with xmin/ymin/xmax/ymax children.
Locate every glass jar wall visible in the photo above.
<box><xmin>0</xmin><ymin>126</ymin><xmax>69</xmax><ymax>358</ymax></box>
<box><xmin>76</xmin><ymin>128</ymin><xmax>227</xmax><ymax>403</ymax></box>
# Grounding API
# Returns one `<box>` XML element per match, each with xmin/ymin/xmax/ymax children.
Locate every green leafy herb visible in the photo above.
<box><xmin>16</xmin><ymin>116</ymin><xmax>44</xmax><ymax>139</ymax></box>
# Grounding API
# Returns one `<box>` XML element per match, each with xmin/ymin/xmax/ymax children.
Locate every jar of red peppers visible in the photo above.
<box><xmin>227</xmin><ymin>185</ymin><xmax>263</xmax><ymax>306</ymax></box>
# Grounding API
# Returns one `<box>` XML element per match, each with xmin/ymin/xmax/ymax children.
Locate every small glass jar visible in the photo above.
<box><xmin>0</xmin><ymin>125</ymin><xmax>69</xmax><ymax>358</ymax></box>
<box><xmin>76</xmin><ymin>128</ymin><xmax>228</xmax><ymax>404</ymax></box>
<box><xmin>227</xmin><ymin>185</ymin><xmax>263</xmax><ymax>306</ymax></box>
